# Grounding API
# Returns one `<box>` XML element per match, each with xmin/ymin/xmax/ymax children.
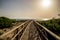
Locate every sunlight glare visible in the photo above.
<box><xmin>43</xmin><ymin>18</ymin><xmax>49</xmax><ymax>20</ymax></box>
<box><xmin>41</xmin><ymin>0</ymin><xmax>52</xmax><ymax>8</ymax></box>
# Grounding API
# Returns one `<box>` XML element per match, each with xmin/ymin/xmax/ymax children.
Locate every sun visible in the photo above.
<box><xmin>41</xmin><ymin>0</ymin><xmax>52</xmax><ymax>8</ymax></box>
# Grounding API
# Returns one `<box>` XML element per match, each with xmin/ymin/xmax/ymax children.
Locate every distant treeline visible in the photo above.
<box><xmin>39</xmin><ymin>18</ymin><xmax>60</xmax><ymax>36</ymax></box>
<box><xmin>0</xmin><ymin>17</ymin><xmax>16</xmax><ymax>29</ymax></box>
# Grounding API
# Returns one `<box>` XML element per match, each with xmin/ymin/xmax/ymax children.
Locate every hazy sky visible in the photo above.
<box><xmin>0</xmin><ymin>0</ymin><xmax>60</xmax><ymax>19</ymax></box>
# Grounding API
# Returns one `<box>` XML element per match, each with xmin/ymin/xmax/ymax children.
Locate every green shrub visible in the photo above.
<box><xmin>40</xmin><ymin>18</ymin><xmax>60</xmax><ymax>35</ymax></box>
<box><xmin>0</xmin><ymin>17</ymin><xmax>15</xmax><ymax>29</ymax></box>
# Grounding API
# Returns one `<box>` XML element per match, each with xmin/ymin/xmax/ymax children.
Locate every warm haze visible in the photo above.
<box><xmin>0</xmin><ymin>0</ymin><xmax>60</xmax><ymax>20</ymax></box>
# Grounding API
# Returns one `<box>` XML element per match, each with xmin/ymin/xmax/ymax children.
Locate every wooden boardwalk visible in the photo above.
<box><xmin>0</xmin><ymin>20</ymin><xmax>60</xmax><ymax>40</ymax></box>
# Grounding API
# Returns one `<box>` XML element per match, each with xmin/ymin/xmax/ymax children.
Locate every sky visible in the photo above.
<box><xmin>0</xmin><ymin>0</ymin><xmax>60</xmax><ymax>19</ymax></box>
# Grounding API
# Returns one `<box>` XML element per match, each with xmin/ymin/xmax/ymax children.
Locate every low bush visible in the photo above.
<box><xmin>0</xmin><ymin>17</ymin><xmax>16</xmax><ymax>29</ymax></box>
<box><xmin>39</xmin><ymin>18</ymin><xmax>60</xmax><ymax>35</ymax></box>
